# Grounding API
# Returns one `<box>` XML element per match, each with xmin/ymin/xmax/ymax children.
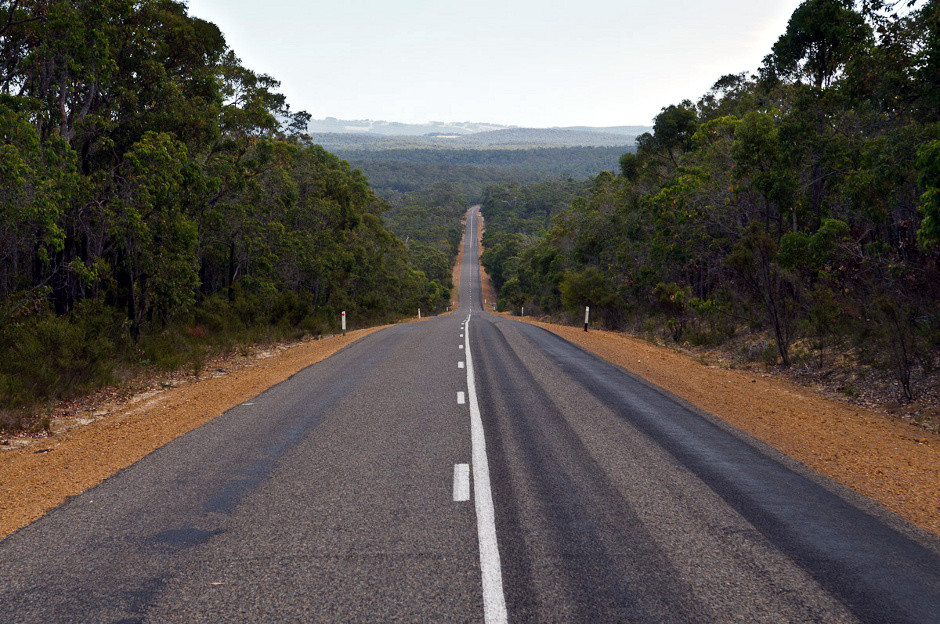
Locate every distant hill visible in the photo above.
<box><xmin>451</xmin><ymin>127</ymin><xmax>637</xmax><ymax>147</ymax></box>
<box><xmin>309</xmin><ymin>126</ymin><xmax>645</xmax><ymax>151</ymax></box>
<box><xmin>307</xmin><ymin>118</ymin><xmax>512</xmax><ymax>136</ymax></box>
<box><xmin>561</xmin><ymin>125</ymin><xmax>652</xmax><ymax>137</ymax></box>
<box><xmin>305</xmin><ymin>118</ymin><xmax>650</xmax><ymax>149</ymax></box>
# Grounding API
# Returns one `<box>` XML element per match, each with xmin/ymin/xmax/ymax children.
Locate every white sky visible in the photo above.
<box><xmin>184</xmin><ymin>0</ymin><xmax>806</xmax><ymax>127</ymax></box>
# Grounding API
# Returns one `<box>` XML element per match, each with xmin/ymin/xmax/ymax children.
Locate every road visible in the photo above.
<box><xmin>1</xmin><ymin>206</ymin><xmax>938</xmax><ymax>622</ymax></box>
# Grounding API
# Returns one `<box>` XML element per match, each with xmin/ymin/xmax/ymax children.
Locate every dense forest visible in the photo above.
<box><xmin>351</xmin><ymin>160</ymin><xmax>524</xmax><ymax>200</ymax></box>
<box><xmin>344</xmin><ymin>146</ymin><xmax>629</xmax><ymax>199</ymax></box>
<box><xmin>0</xmin><ymin>0</ymin><xmax>449</xmax><ymax>426</ymax></box>
<box><xmin>381</xmin><ymin>182</ymin><xmax>468</xmax><ymax>292</ymax></box>
<box><xmin>483</xmin><ymin>0</ymin><xmax>939</xmax><ymax>401</ymax></box>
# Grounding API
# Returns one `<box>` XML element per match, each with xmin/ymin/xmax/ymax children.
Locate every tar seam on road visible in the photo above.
<box><xmin>464</xmin><ymin>314</ymin><xmax>509</xmax><ymax>624</ymax></box>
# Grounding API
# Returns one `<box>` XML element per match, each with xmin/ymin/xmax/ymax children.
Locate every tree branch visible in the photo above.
<box><xmin>0</xmin><ymin>1</ymin><xmax>46</xmax><ymax>38</ymax></box>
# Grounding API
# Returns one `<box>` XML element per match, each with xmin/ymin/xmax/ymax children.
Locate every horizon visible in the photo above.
<box><xmin>306</xmin><ymin>117</ymin><xmax>652</xmax><ymax>130</ymax></box>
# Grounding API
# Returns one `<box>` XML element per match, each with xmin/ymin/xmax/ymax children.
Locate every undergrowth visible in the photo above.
<box><xmin>0</xmin><ymin>292</ymin><xmax>388</xmax><ymax>433</ymax></box>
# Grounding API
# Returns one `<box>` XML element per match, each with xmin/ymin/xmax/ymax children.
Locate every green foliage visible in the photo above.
<box><xmin>343</xmin><ymin>146</ymin><xmax>628</xmax><ymax>200</ymax></box>
<box><xmin>765</xmin><ymin>0</ymin><xmax>872</xmax><ymax>88</ymax></box>
<box><xmin>480</xmin><ymin>232</ymin><xmax>525</xmax><ymax>293</ymax></box>
<box><xmin>483</xmin><ymin>178</ymin><xmax>588</xmax><ymax>235</ymax></box>
<box><xmin>646</xmin><ymin>101</ymin><xmax>698</xmax><ymax>165</ymax></box>
<box><xmin>619</xmin><ymin>152</ymin><xmax>640</xmax><ymax>181</ymax></box>
<box><xmin>559</xmin><ymin>268</ymin><xmax>621</xmax><ymax>326</ymax></box>
<box><xmin>379</xmin><ymin>181</ymin><xmax>467</xmax><ymax>310</ymax></box>
<box><xmin>916</xmin><ymin>139</ymin><xmax>940</xmax><ymax>249</ymax></box>
<box><xmin>0</xmin><ymin>299</ymin><xmax>126</xmax><ymax>409</ymax></box>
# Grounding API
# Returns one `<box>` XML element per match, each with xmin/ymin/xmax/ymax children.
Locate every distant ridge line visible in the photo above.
<box><xmin>307</xmin><ymin>117</ymin><xmax>650</xmax><ymax>142</ymax></box>
<box><xmin>308</xmin><ymin>127</ymin><xmax>646</xmax><ymax>151</ymax></box>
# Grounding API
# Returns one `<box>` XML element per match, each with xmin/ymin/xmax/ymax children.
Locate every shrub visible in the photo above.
<box><xmin>0</xmin><ymin>299</ymin><xmax>125</xmax><ymax>406</ymax></box>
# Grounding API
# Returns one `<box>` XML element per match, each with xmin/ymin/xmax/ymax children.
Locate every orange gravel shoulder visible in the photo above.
<box><xmin>0</xmin><ymin>327</ymin><xmax>384</xmax><ymax>539</ymax></box>
<box><xmin>512</xmin><ymin>317</ymin><xmax>940</xmax><ymax>537</ymax></box>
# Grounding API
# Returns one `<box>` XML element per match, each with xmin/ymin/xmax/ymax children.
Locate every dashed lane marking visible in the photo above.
<box><xmin>453</xmin><ymin>464</ymin><xmax>470</xmax><ymax>502</ymax></box>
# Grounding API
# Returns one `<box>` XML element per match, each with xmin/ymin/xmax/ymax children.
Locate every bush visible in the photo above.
<box><xmin>0</xmin><ymin>299</ymin><xmax>126</xmax><ymax>407</ymax></box>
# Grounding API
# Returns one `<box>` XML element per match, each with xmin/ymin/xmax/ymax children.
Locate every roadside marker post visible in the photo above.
<box><xmin>521</xmin><ymin>307</ymin><xmax>524</xmax><ymax>317</ymax></box>
<box><xmin>584</xmin><ymin>306</ymin><xmax>590</xmax><ymax>332</ymax></box>
<box><xmin>418</xmin><ymin>308</ymin><xmax>421</xmax><ymax>319</ymax></box>
<box><xmin>341</xmin><ymin>311</ymin><xmax>346</xmax><ymax>336</ymax></box>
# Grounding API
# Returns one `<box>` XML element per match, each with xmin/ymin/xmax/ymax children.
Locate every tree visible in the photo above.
<box><xmin>645</xmin><ymin>101</ymin><xmax>698</xmax><ymax>167</ymax></box>
<box><xmin>916</xmin><ymin>140</ymin><xmax>940</xmax><ymax>250</ymax></box>
<box><xmin>726</xmin><ymin>224</ymin><xmax>799</xmax><ymax>366</ymax></box>
<box><xmin>765</xmin><ymin>0</ymin><xmax>872</xmax><ymax>88</ymax></box>
<box><xmin>731</xmin><ymin>110</ymin><xmax>795</xmax><ymax>234</ymax></box>
<box><xmin>110</xmin><ymin>132</ymin><xmax>198</xmax><ymax>336</ymax></box>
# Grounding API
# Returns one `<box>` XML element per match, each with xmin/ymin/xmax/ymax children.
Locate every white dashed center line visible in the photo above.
<box><xmin>457</xmin><ymin>391</ymin><xmax>466</xmax><ymax>405</ymax></box>
<box><xmin>453</xmin><ymin>464</ymin><xmax>470</xmax><ymax>502</ymax></box>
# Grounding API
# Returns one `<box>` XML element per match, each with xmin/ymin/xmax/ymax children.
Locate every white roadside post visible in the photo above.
<box><xmin>584</xmin><ymin>306</ymin><xmax>590</xmax><ymax>332</ymax></box>
<box><xmin>521</xmin><ymin>306</ymin><xmax>524</xmax><ymax>317</ymax></box>
<box><xmin>418</xmin><ymin>308</ymin><xmax>421</xmax><ymax>319</ymax></box>
<box><xmin>341</xmin><ymin>311</ymin><xmax>346</xmax><ymax>337</ymax></box>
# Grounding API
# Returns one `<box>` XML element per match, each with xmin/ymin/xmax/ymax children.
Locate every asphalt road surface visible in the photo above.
<box><xmin>1</xmin><ymin>206</ymin><xmax>938</xmax><ymax>623</ymax></box>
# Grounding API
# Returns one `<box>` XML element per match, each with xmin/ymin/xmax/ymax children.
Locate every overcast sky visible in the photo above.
<box><xmin>184</xmin><ymin>0</ymin><xmax>806</xmax><ymax>127</ymax></box>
